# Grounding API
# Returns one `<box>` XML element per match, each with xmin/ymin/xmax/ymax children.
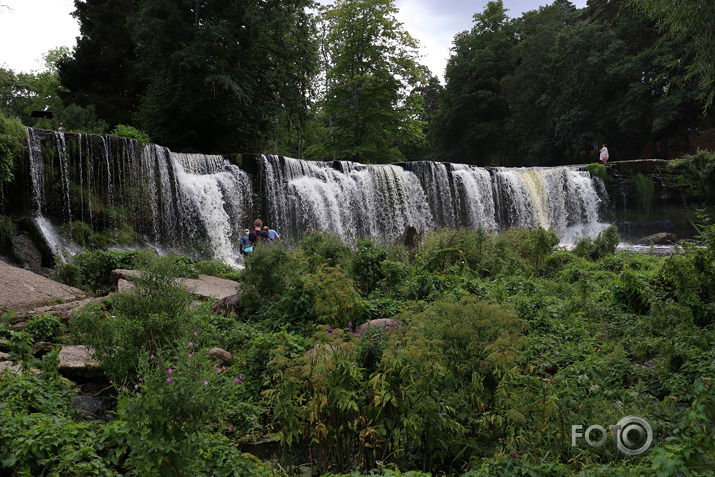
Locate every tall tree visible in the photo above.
<box><xmin>57</xmin><ymin>0</ymin><xmax>144</xmax><ymax>129</ymax></box>
<box><xmin>132</xmin><ymin>0</ymin><xmax>318</xmax><ymax>153</ymax></box>
<box><xmin>429</xmin><ymin>0</ymin><xmax>515</xmax><ymax>165</ymax></box>
<box><xmin>318</xmin><ymin>0</ymin><xmax>425</xmax><ymax>163</ymax></box>
<box><xmin>632</xmin><ymin>0</ymin><xmax>715</xmax><ymax>111</ymax></box>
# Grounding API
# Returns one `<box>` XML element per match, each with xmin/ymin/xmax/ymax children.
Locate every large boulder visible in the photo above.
<box><xmin>634</xmin><ymin>232</ymin><xmax>678</xmax><ymax>245</ymax></box>
<box><xmin>212</xmin><ymin>293</ymin><xmax>241</xmax><ymax>318</ymax></box>
<box><xmin>356</xmin><ymin>318</ymin><xmax>402</xmax><ymax>336</ymax></box>
<box><xmin>207</xmin><ymin>347</ymin><xmax>234</xmax><ymax>366</ymax></box>
<box><xmin>0</xmin><ymin>259</ymin><xmax>86</xmax><ymax>313</ymax></box>
<box><xmin>395</xmin><ymin>226</ymin><xmax>420</xmax><ymax>249</ymax></box>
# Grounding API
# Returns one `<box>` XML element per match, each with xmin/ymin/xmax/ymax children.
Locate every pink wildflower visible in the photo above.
<box><xmin>167</xmin><ymin>377</ymin><xmax>173</xmax><ymax>382</ymax></box>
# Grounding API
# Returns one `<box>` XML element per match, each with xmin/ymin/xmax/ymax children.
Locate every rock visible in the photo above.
<box><xmin>110</xmin><ymin>269</ymin><xmax>140</xmax><ymax>288</ymax></box>
<box><xmin>117</xmin><ymin>278</ymin><xmax>135</xmax><ymax>293</ymax></box>
<box><xmin>395</xmin><ymin>226</ymin><xmax>420</xmax><ymax>249</ymax></box>
<box><xmin>9</xmin><ymin>233</ymin><xmax>44</xmax><ymax>273</ymax></box>
<box><xmin>207</xmin><ymin>347</ymin><xmax>234</xmax><ymax>366</ymax></box>
<box><xmin>0</xmin><ymin>361</ymin><xmax>22</xmax><ymax>375</ymax></box>
<box><xmin>0</xmin><ymin>339</ymin><xmax>11</xmax><ymax>352</ymax></box>
<box><xmin>10</xmin><ymin>321</ymin><xmax>27</xmax><ymax>331</ymax></box>
<box><xmin>0</xmin><ymin>351</ymin><xmax>10</xmax><ymax>360</ymax></box>
<box><xmin>110</xmin><ymin>269</ymin><xmax>238</xmax><ymax>301</ymax></box>
<box><xmin>356</xmin><ymin>318</ymin><xmax>402</xmax><ymax>336</ymax></box>
<box><xmin>0</xmin><ymin>360</ymin><xmax>39</xmax><ymax>376</ymax></box>
<box><xmin>183</xmin><ymin>275</ymin><xmax>238</xmax><ymax>300</ymax></box>
<box><xmin>634</xmin><ymin>232</ymin><xmax>678</xmax><ymax>245</ymax></box>
<box><xmin>58</xmin><ymin>345</ymin><xmax>104</xmax><ymax>379</ymax></box>
<box><xmin>212</xmin><ymin>293</ymin><xmax>241</xmax><ymax>317</ymax></box>
<box><xmin>32</xmin><ymin>341</ymin><xmax>56</xmax><ymax>357</ymax></box>
<box><xmin>0</xmin><ymin>259</ymin><xmax>86</xmax><ymax>313</ymax></box>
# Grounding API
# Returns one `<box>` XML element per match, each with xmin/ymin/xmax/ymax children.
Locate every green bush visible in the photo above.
<box><xmin>192</xmin><ymin>259</ymin><xmax>240</xmax><ymax>280</ymax></box>
<box><xmin>571</xmin><ymin>224</ymin><xmax>620</xmax><ymax>260</ymax></box>
<box><xmin>0</xmin><ymin>112</ymin><xmax>26</xmax><ymax>185</ymax></box>
<box><xmin>52</xmin><ymin>248</ymin><xmax>136</xmax><ymax>294</ymax></box>
<box><xmin>348</xmin><ymin>238</ymin><xmax>388</xmax><ymax>296</ymax></box>
<box><xmin>586</xmin><ymin>162</ymin><xmax>608</xmax><ymax>182</ymax></box>
<box><xmin>110</xmin><ymin>124</ymin><xmax>151</xmax><ymax>147</ymax></box>
<box><xmin>24</xmin><ymin>314</ymin><xmax>62</xmax><ymax>342</ymax></box>
<box><xmin>299</xmin><ymin>230</ymin><xmax>351</xmax><ymax>270</ymax></box>
<box><xmin>115</xmin><ymin>348</ymin><xmax>260</xmax><ymax>474</ymax></box>
<box><xmin>72</xmin><ymin>250</ymin><xmax>196</xmax><ymax>383</ymax></box>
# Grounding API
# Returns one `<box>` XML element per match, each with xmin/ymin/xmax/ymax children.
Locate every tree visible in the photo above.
<box><xmin>632</xmin><ymin>0</ymin><xmax>715</xmax><ymax>111</ymax></box>
<box><xmin>318</xmin><ymin>0</ymin><xmax>426</xmax><ymax>163</ymax></box>
<box><xmin>57</xmin><ymin>0</ymin><xmax>144</xmax><ymax>129</ymax></box>
<box><xmin>132</xmin><ymin>0</ymin><xmax>318</xmax><ymax>153</ymax></box>
<box><xmin>429</xmin><ymin>1</ymin><xmax>515</xmax><ymax>165</ymax></box>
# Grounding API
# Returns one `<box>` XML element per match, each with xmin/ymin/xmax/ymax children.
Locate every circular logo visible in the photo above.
<box><xmin>615</xmin><ymin>415</ymin><xmax>653</xmax><ymax>456</ymax></box>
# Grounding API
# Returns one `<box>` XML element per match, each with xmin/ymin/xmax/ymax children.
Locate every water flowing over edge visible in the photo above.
<box><xmin>23</xmin><ymin>128</ymin><xmax>611</xmax><ymax>266</ymax></box>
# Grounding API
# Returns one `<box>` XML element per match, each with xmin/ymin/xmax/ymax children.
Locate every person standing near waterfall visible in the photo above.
<box><xmin>249</xmin><ymin>219</ymin><xmax>270</xmax><ymax>246</ymax></box>
<box><xmin>240</xmin><ymin>229</ymin><xmax>251</xmax><ymax>255</ymax></box>
<box><xmin>263</xmin><ymin>225</ymin><xmax>281</xmax><ymax>244</ymax></box>
<box><xmin>600</xmin><ymin>144</ymin><xmax>609</xmax><ymax>163</ymax></box>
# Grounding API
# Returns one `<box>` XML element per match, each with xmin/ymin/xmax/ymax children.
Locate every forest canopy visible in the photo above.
<box><xmin>1</xmin><ymin>0</ymin><xmax>713</xmax><ymax>165</ymax></box>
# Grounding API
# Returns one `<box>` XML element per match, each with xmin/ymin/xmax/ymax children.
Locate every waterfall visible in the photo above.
<box><xmin>260</xmin><ymin>155</ymin><xmax>433</xmax><ymax>241</ymax></box>
<box><xmin>20</xmin><ymin>128</ymin><xmax>610</xmax><ymax>266</ymax></box>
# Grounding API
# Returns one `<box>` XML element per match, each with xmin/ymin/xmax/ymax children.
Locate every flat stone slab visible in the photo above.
<box><xmin>0</xmin><ymin>259</ymin><xmax>87</xmax><ymax>313</ymax></box>
<box><xmin>112</xmin><ymin>269</ymin><xmax>238</xmax><ymax>300</ymax></box>
<box><xmin>183</xmin><ymin>275</ymin><xmax>239</xmax><ymax>300</ymax></box>
<box><xmin>58</xmin><ymin>345</ymin><xmax>104</xmax><ymax>379</ymax></box>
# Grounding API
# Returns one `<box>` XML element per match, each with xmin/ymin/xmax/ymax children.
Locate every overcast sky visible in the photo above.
<box><xmin>1</xmin><ymin>0</ymin><xmax>587</xmax><ymax>82</ymax></box>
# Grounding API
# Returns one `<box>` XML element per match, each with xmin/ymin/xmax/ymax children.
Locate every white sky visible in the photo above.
<box><xmin>0</xmin><ymin>0</ymin><xmax>588</xmax><ymax>81</ymax></box>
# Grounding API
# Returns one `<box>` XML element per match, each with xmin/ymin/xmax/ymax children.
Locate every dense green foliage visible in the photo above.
<box><xmin>315</xmin><ymin>0</ymin><xmax>426</xmax><ymax>163</ymax></box>
<box><xmin>0</xmin><ymin>111</ymin><xmax>25</xmax><ymax>184</ymax></box>
<box><xmin>131</xmin><ymin>0</ymin><xmax>318</xmax><ymax>154</ymax></box>
<box><xmin>6</xmin><ymin>225</ymin><xmax>713</xmax><ymax>474</ymax></box>
<box><xmin>632</xmin><ymin>0</ymin><xmax>715</xmax><ymax>111</ymax></box>
<box><xmin>57</xmin><ymin>0</ymin><xmax>144</xmax><ymax>129</ymax></box>
<box><xmin>3</xmin><ymin>0</ymin><xmax>713</xmax><ymax>162</ymax></box>
<box><xmin>432</xmin><ymin>0</ymin><xmax>709</xmax><ymax>165</ymax></box>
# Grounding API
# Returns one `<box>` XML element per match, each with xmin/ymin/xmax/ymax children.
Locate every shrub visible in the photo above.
<box><xmin>72</xmin><ymin>250</ymin><xmax>195</xmax><ymax>383</ymax></box>
<box><xmin>238</xmin><ymin>243</ymin><xmax>294</xmax><ymax>313</ymax></box>
<box><xmin>0</xmin><ymin>112</ymin><xmax>26</xmax><ymax>185</ymax></box>
<box><xmin>52</xmin><ymin>248</ymin><xmax>136</xmax><ymax>294</ymax></box>
<box><xmin>110</xmin><ymin>124</ymin><xmax>151</xmax><ymax>147</ymax></box>
<box><xmin>571</xmin><ymin>224</ymin><xmax>620</xmax><ymax>261</ymax></box>
<box><xmin>299</xmin><ymin>230</ymin><xmax>351</xmax><ymax>270</ymax></box>
<box><xmin>348</xmin><ymin>238</ymin><xmax>388</xmax><ymax>296</ymax></box>
<box><xmin>115</xmin><ymin>348</ymin><xmax>260</xmax><ymax>474</ymax></box>
<box><xmin>304</xmin><ymin>264</ymin><xmax>363</xmax><ymax>329</ymax></box>
<box><xmin>415</xmin><ymin>227</ymin><xmax>490</xmax><ymax>273</ymax></box>
<box><xmin>586</xmin><ymin>162</ymin><xmax>608</xmax><ymax>182</ymax></box>
<box><xmin>192</xmin><ymin>259</ymin><xmax>240</xmax><ymax>280</ymax></box>
<box><xmin>24</xmin><ymin>314</ymin><xmax>62</xmax><ymax>342</ymax></box>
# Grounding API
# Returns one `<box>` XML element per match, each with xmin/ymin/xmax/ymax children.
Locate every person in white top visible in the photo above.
<box><xmin>599</xmin><ymin>144</ymin><xmax>609</xmax><ymax>163</ymax></box>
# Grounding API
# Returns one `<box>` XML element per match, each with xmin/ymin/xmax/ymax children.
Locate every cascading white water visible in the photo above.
<box><xmin>450</xmin><ymin>164</ymin><xmax>497</xmax><ymax>230</ymax></box>
<box><xmin>261</xmin><ymin>155</ymin><xmax>433</xmax><ymax>242</ymax></box>
<box><xmin>168</xmin><ymin>152</ymin><xmax>252</xmax><ymax>267</ymax></box>
<box><xmin>491</xmin><ymin>166</ymin><xmax>609</xmax><ymax>243</ymax></box>
<box><xmin>24</xmin><ymin>128</ymin><xmax>610</xmax><ymax>266</ymax></box>
<box><xmin>27</xmin><ymin>128</ymin><xmax>44</xmax><ymax>214</ymax></box>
